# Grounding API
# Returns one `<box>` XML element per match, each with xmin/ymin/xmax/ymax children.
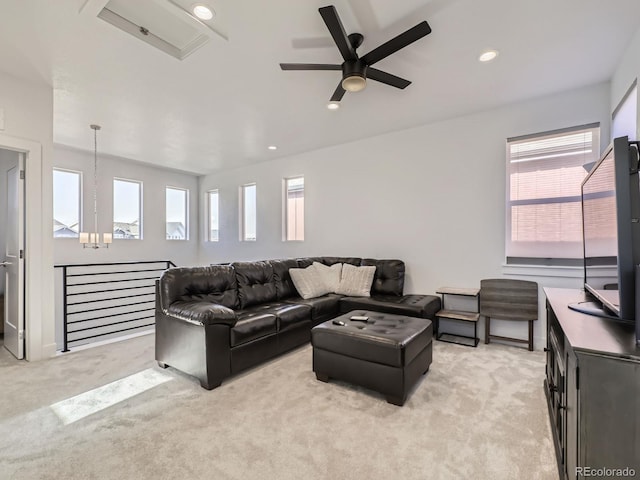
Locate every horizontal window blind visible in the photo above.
<box><xmin>506</xmin><ymin>124</ymin><xmax>600</xmax><ymax>260</ymax></box>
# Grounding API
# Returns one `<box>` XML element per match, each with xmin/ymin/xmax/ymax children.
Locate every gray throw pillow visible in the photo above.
<box><xmin>312</xmin><ymin>262</ymin><xmax>343</xmax><ymax>293</ymax></box>
<box><xmin>335</xmin><ymin>264</ymin><xmax>376</xmax><ymax>297</ymax></box>
<box><xmin>290</xmin><ymin>264</ymin><xmax>330</xmax><ymax>299</ymax></box>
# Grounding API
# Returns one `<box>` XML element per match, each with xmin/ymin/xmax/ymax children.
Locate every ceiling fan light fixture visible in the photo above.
<box><xmin>341</xmin><ymin>75</ymin><xmax>366</xmax><ymax>92</ymax></box>
<box><xmin>479</xmin><ymin>50</ymin><xmax>499</xmax><ymax>62</ymax></box>
<box><xmin>279</xmin><ymin>6</ymin><xmax>431</xmax><ymax>102</ymax></box>
<box><xmin>192</xmin><ymin>4</ymin><xmax>214</xmax><ymax>21</ymax></box>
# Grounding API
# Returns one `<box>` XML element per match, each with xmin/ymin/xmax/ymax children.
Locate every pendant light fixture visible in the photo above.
<box><xmin>79</xmin><ymin>124</ymin><xmax>112</xmax><ymax>249</ymax></box>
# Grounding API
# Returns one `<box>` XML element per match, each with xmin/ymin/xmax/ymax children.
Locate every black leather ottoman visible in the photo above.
<box><xmin>311</xmin><ymin>310</ymin><xmax>433</xmax><ymax>406</ymax></box>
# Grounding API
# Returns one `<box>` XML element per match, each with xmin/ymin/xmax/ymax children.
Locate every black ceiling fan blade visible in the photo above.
<box><xmin>362</xmin><ymin>21</ymin><xmax>431</xmax><ymax>66</ymax></box>
<box><xmin>330</xmin><ymin>82</ymin><xmax>346</xmax><ymax>102</ymax></box>
<box><xmin>280</xmin><ymin>63</ymin><xmax>342</xmax><ymax>71</ymax></box>
<box><xmin>367</xmin><ymin>68</ymin><xmax>411</xmax><ymax>89</ymax></box>
<box><xmin>319</xmin><ymin>5</ymin><xmax>357</xmax><ymax>62</ymax></box>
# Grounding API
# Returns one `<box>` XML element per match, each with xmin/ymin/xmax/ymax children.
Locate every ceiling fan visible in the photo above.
<box><xmin>280</xmin><ymin>5</ymin><xmax>432</xmax><ymax>103</ymax></box>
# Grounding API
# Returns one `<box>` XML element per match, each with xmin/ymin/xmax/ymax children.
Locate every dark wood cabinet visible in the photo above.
<box><xmin>544</xmin><ymin>288</ymin><xmax>640</xmax><ymax>480</ymax></box>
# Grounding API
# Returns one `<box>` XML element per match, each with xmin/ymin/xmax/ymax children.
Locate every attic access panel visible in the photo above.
<box><xmin>81</xmin><ymin>0</ymin><xmax>227</xmax><ymax>60</ymax></box>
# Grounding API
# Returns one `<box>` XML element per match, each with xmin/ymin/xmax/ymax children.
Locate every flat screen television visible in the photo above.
<box><xmin>570</xmin><ymin>136</ymin><xmax>640</xmax><ymax>343</ymax></box>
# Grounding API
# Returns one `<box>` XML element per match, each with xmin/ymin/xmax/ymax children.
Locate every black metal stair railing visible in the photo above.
<box><xmin>55</xmin><ymin>260</ymin><xmax>176</xmax><ymax>352</ymax></box>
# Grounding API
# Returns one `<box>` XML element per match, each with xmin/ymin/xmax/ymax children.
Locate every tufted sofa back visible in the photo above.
<box><xmin>159</xmin><ymin>265</ymin><xmax>238</xmax><ymax>310</ymax></box>
<box><xmin>160</xmin><ymin>257</ymin><xmax>406</xmax><ymax>310</ymax></box>
<box><xmin>296</xmin><ymin>256</ymin><xmax>362</xmax><ymax>268</ymax></box>
<box><xmin>295</xmin><ymin>257</ymin><xmax>324</xmax><ymax>268</ymax></box>
<box><xmin>269</xmin><ymin>259</ymin><xmax>299</xmax><ymax>300</ymax></box>
<box><xmin>321</xmin><ymin>256</ymin><xmax>362</xmax><ymax>267</ymax></box>
<box><xmin>232</xmin><ymin>261</ymin><xmax>278</xmax><ymax>308</ymax></box>
<box><xmin>361</xmin><ymin>259</ymin><xmax>405</xmax><ymax>296</ymax></box>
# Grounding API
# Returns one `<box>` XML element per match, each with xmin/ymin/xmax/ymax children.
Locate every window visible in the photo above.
<box><xmin>113</xmin><ymin>178</ymin><xmax>142</xmax><ymax>239</ymax></box>
<box><xmin>284</xmin><ymin>176</ymin><xmax>304</xmax><ymax>241</ymax></box>
<box><xmin>506</xmin><ymin>124</ymin><xmax>600</xmax><ymax>262</ymax></box>
<box><xmin>166</xmin><ymin>187</ymin><xmax>188</xmax><ymax>240</ymax></box>
<box><xmin>240</xmin><ymin>183</ymin><xmax>256</xmax><ymax>241</ymax></box>
<box><xmin>53</xmin><ymin>168</ymin><xmax>82</xmax><ymax>238</ymax></box>
<box><xmin>208</xmin><ymin>190</ymin><xmax>219</xmax><ymax>242</ymax></box>
<box><xmin>612</xmin><ymin>80</ymin><xmax>637</xmax><ymax>141</ymax></box>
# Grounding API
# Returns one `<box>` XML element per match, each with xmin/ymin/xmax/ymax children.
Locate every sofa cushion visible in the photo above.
<box><xmin>271</xmin><ymin>303</ymin><xmax>312</xmax><ymax>331</ymax></box>
<box><xmin>312</xmin><ymin>262</ymin><xmax>343</xmax><ymax>293</ymax></box>
<box><xmin>232</xmin><ymin>302</ymin><xmax>311</xmax><ymax>331</ymax></box>
<box><xmin>361</xmin><ymin>259</ymin><xmax>405</xmax><ymax>296</ymax></box>
<box><xmin>339</xmin><ymin>294</ymin><xmax>441</xmax><ymax>319</ymax></box>
<box><xmin>231</xmin><ymin>312</ymin><xmax>278</xmax><ymax>346</ymax></box>
<box><xmin>233</xmin><ymin>261</ymin><xmax>277</xmax><ymax>309</ymax></box>
<box><xmin>285</xmin><ymin>294</ymin><xmax>341</xmax><ymax>323</ymax></box>
<box><xmin>269</xmin><ymin>259</ymin><xmax>300</xmax><ymax>300</ymax></box>
<box><xmin>290</xmin><ymin>265</ymin><xmax>330</xmax><ymax>299</ymax></box>
<box><xmin>160</xmin><ymin>265</ymin><xmax>238</xmax><ymax>310</ymax></box>
<box><xmin>167</xmin><ymin>301</ymin><xmax>237</xmax><ymax>326</ymax></box>
<box><xmin>335</xmin><ymin>264</ymin><xmax>376</xmax><ymax>297</ymax></box>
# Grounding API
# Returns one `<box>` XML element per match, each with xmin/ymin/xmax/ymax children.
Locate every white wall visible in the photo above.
<box><xmin>611</xmin><ymin>25</ymin><xmax>640</xmax><ymax>138</ymax></box>
<box><xmin>0</xmin><ymin>149</ymin><xmax>19</xmax><ymax>294</ymax></box>
<box><xmin>53</xmin><ymin>145</ymin><xmax>200</xmax><ymax>267</ymax></box>
<box><xmin>0</xmin><ymin>71</ymin><xmax>54</xmax><ymax>361</ymax></box>
<box><xmin>198</xmin><ymin>82</ymin><xmax>611</xmax><ymax>350</ymax></box>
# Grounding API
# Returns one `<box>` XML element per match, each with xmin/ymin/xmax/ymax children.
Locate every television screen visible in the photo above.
<box><xmin>582</xmin><ymin>148</ymin><xmax>620</xmax><ymax>314</ymax></box>
<box><xmin>580</xmin><ymin>136</ymin><xmax>640</xmax><ymax>323</ymax></box>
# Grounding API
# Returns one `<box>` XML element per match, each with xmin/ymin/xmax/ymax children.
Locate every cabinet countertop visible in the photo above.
<box><xmin>544</xmin><ymin>288</ymin><xmax>640</xmax><ymax>360</ymax></box>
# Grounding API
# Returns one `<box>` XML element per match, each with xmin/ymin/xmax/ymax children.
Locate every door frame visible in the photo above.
<box><xmin>0</xmin><ymin>133</ymin><xmax>53</xmax><ymax>361</ymax></box>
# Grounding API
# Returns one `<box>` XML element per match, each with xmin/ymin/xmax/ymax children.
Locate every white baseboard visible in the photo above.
<box><xmin>41</xmin><ymin>342</ymin><xmax>58</xmax><ymax>360</ymax></box>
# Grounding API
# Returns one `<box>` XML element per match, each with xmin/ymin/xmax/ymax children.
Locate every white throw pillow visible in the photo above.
<box><xmin>312</xmin><ymin>262</ymin><xmax>343</xmax><ymax>293</ymax></box>
<box><xmin>289</xmin><ymin>265</ymin><xmax>330</xmax><ymax>299</ymax></box>
<box><xmin>335</xmin><ymin>264</ymin><xmax>376</xmax><ymax>297</ymax></box>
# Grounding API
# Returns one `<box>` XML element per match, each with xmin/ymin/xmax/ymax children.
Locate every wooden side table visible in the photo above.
<box><xmin>435</xmin><ymin>287</ymin><xmax>480</xmax><ymax>347</ymax></box>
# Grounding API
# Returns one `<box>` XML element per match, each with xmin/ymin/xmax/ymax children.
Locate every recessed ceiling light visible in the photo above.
<box><xmin>268</xmin><ymin>145</ymin><xmax>277</xmax><ymax>150</ymax></box>
<box><xmin>192</xmin><ymin>4</ymin><xmax>214</xmax><ymax>21</ymax></box>
<box><xmin>327</xmin><ymin>102</ymin><xmax>340</xmax><ymax>110</ymax></box>
<box><xmin>479</xmin><ymin>50</ymin><xmax>499</xmax><ymax>62</ymax></box>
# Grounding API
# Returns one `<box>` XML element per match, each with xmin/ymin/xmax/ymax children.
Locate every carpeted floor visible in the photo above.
<box><xmin>0</xmin><ymin>334</ymin><xmax>558</xmax><ymax>480</ymax></box>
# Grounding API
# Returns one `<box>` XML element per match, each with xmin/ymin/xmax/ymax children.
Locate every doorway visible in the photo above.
<box><xmin>0</xmin><ymin>148</ymin><xmax>25</xmax><ymax>359</ymax></box>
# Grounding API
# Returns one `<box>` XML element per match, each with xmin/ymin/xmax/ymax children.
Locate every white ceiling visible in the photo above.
<box><xmin>0</xmin><ymin>0</ymin><xmax>639</xmax><ymax>174</ymax></box>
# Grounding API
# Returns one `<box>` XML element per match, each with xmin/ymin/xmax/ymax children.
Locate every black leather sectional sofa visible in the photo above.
<box><xmin>155</xmin><ymin>256</ymin><xmax>440</xmax><ymax>389</ymax></box>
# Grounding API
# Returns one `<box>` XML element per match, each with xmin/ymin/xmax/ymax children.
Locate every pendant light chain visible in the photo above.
<box><xmin>80</xmin><ymin>124</ymin><xmax>111</xmax><ymax>248</ymax></box>
<box><xmin>92</xmin><ymin>124</ymin><xmax>100</xmax><ymax>236</ymax></box>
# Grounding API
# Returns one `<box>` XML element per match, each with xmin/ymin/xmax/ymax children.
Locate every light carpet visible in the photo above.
<box><xmin>0</xmin><ymin>334</ymin><xmax>558</xmax><ymax>480</ymax></box>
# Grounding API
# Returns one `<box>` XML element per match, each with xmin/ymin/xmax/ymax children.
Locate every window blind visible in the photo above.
<box><xmin>506</xmin><ymin>124</ymin><xmax>600</xmax><ymax>261</ymax></box>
